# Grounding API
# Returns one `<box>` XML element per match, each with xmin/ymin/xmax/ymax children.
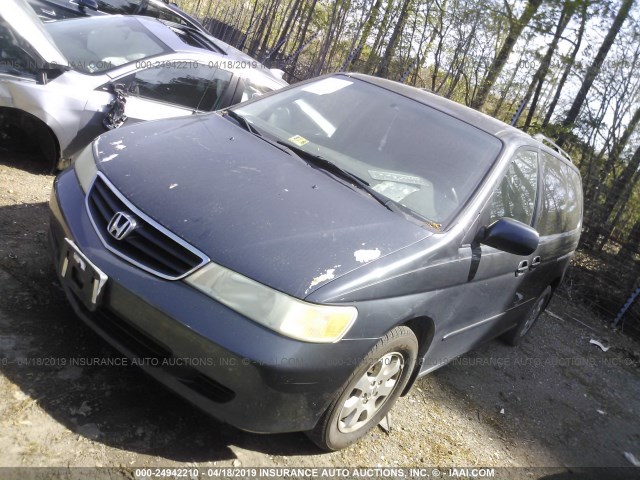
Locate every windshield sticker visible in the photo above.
<box><xmin>302</xmin><ymin>78</ymin><xmax>353</xmax><ymax>95</ymax></box>
<box><xmin>372</xmin><ymin>181</ymin><xmax>419</xmax><ymax>203</ymax></box>
<box><xmin>368</xmin><ymin>170</ymin><xmax>429</xmax><ymax>186</ymax></box>
<box><xmin>288</xmin><ymin>135</ymin><xmax>309</xmax><ymax>146</ymax></box>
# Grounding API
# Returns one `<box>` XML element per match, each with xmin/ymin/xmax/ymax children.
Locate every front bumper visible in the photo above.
<box><xmin>49</xmin><ymin>168</ymin><xmax>376</xmax><ymax>433</ymax></box>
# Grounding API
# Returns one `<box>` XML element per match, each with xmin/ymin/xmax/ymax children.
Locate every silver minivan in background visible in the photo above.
<box><xmin>0</xmin><ymin>0</ymin><xmax>286</xmax><ymax>169</ymax></box>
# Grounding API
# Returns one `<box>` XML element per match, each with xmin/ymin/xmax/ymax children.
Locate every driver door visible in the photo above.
<box><xmin>426</xmin><ymin>148</ymin><xmax>542</xmax><ymax>363</ymax></box>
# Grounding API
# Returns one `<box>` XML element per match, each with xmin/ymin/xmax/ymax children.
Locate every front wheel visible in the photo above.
<box><xmin>502</xmin><ymin>286</ymin><xmax>552</xmax><ymax>346</ymax></box>
<box><xmin>306</xmin><ymin>326</ymin><xmax>418</xmax><ymax>451</ymax></box>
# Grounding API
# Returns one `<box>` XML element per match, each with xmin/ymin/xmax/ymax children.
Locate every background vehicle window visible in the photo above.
<box><xmin>241</xmin><ymin>76</ymin><xmax>281</xmax><ymax>102</ymax></box>
<box><xmin>536</xmin><ymin>152</ymin><xmax>582</xmax><ymax>235</ymax></box>
<box><xmin>0</xmin><ymin>25</ymin><xmax>39</xmax><ymax>79</ymax></box>
<box><xmin>130</xmin><ymin>65</ymin><xmax>232</xmax><ymax>111</ymax></box>
<box><xmin>490</xmin><ymin>150</ymin><xmax>538</xmax><ymax>225</ymax></box>
<box><xmin>46</xmin><ymin>17</ymin><xmax>167</xmax><ymax>73</ymax></box>
<box><xmin>143</xmin><ymin>2</ymin><xmax>187</xmax><ymax>25</ymax></box>
<box><xmin>96</xmin><ymin>0</ymin><xmax>143</xmax><ymax>14</ymax></box>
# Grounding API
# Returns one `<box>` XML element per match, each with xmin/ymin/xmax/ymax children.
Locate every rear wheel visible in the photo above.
<box><xmin>502</xmin><ymin>286</ymin><xmax>552</xmax><ymax>346</ymax></box>
<box><xmin>306</xmin><ymin>326</ymin><xmax>418</xmax><ymax>451</ymax></box>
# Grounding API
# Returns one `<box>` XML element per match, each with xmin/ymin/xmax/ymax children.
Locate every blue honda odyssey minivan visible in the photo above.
<box><xmin>49</xmin><ymin>73</ymin><xmax>583</xmax><ymax>450</ymax></box>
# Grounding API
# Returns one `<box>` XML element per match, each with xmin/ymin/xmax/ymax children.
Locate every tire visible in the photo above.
<box><xmin>502</xmin><ymin>286</ymin><xmax>552</xmax><ymax>346</ymax></box>
<box><xmin>306</xmin><ymin>326</ymin><xmax>418</xmax><ymax>451</ymax></box>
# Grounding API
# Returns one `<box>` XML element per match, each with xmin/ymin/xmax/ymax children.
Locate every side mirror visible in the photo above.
<box><xmin>480</xmin><ymin>218</ymin><xmax>539</xmax><ymax>256</ymax></box>
<box><xmin>78</xmin><ymin>0</ymin><xmax>99</xmax><ymax>11</ymax></box>
<box><xmin>270</xmin><ymin>68</ymin><xmax>285</xmax><ymax>79</ymax></box>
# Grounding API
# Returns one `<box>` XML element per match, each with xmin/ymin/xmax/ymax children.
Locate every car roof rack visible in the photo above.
<box><xmin>533</xmin><ymin>134</ymin><xmax>573</xmax><ymax>163</ymax></box>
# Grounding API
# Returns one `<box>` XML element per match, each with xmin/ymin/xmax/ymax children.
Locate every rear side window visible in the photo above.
<box><xmin>536</xmin><ymin>152</ymin><xmax>582</xmax><ymax>235</ymax></box>
<box><xmin>489</xmin><ymin>150</ymin><xmax>538</xmax><ymax>226</ymax></box>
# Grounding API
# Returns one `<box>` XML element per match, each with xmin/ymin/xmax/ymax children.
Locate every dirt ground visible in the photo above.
<box><xmin>0</xmin><ymin>153</ymin><xmax>639</xmax><ymax>479</ymax></box>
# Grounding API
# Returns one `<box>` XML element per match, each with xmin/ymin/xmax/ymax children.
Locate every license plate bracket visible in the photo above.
<box><xmin>60</xmin><ymin>238</ymin><xmax>108</xmax><ymax>311</ymax></box>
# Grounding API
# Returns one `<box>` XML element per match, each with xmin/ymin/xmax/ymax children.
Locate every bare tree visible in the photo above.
<box><xmin>376</xmin><ymin>0</ymin><xmax>413</xmax><ymax>77</ymax></box>
<box><xmin>470</xmin><ymin>0</ymin><xmax>543</xmax><ymax>110</ymax></box>
<box><xmin>558</xmin><ymin>0</ymin><xmax>636</xmax><ymax>146</ymax></box>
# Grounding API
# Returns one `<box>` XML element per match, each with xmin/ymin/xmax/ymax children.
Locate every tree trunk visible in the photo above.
<box><xmin>470</xmin><ymin>0</ymin><xmax>543</xmax><ymax>110</ymax></box>
<box><xmin>589</xmin><ymin>145</ymin><xmax>640</xmax><ymax>249</ymax></box>
<box><xmin>376</xmin><ymin>0</ymin><xmax>413</xmax><ymax>78</ymax></box>
<box><xmin>269</xmin><ymin>0</ymin><xmax>304</xmax><ymax>59</ymax></box>
<box><xmin>597</xmin><ymin>169</ymin><xmax>640</xmax><ymax>251</ymax></box>
<box><xmin>312</xmin><ymin>0</ymin><xmax>342</xmax><ymax>76</ymax></box>
<box><xmin>489</xmin><ymin>35</ymin><xmax>533</xmax><ymax>118</ymax></box>
<box><xmin>558</xmin><ymin>0</ymin><xmax>635</xmax><ymax>146</ymax></box>
<box><xmin>521</xmin><ymin>2</ymin><xmax>574</xmax><ymax>130</ymax></box>
<box><xmin>542</xmin><ymin>1</ymin><xmax>587</xmax><ymax>128</ymax></box>
<box><xmin>288</xmin><ymin>0</ymin><xmax>318</xmax><ymax>79</ymax></box>
<box><xmin>248</xmin><ymin>3</ymin><xmax>273</xmax><ymax>57</ymax></box>
<box><xmin>597</xmin><ymin>105</ymin><xmax>640</xmax><ymax>189</ymax></box>
<box><xmin>617</xmin><ymin>216</ymin><xmax>640</xmax><ymax>262</ymax></box>
<box><xmin>365</xmin><ymin>0</ymin><xmax>396</xmax><ymax>73</ymax></box>
<box><xmin>348</xmin><ymin>0</ymin><xmax>383</xmax><ymax>69</ymax></box>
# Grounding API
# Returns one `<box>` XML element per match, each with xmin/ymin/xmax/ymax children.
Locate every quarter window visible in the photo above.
<box><xmin>490</xmin><ymin>150</ymin><xmax>539</xmax><ymax>225</ymax></box>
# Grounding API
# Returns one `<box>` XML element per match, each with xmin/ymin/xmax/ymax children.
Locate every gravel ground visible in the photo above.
<box><xmin>0</xmin><ymin>154</ymin><xmax>639</xmax><ymax>479</ymax></box>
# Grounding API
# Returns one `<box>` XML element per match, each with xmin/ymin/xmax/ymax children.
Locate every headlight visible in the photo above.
<box><xmin>74</xmin><ymin>143</ymin><xmax>97</xmax><ymax>193</ymax></box>
<box><xmin>185</xmin><ymin>263</ymin><xmax>357</xmax><ymax>343</ymax></box>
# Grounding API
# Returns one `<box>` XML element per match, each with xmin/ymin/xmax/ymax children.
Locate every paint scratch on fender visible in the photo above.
<box><xmin>306</xmin><ymin>266</ymin><xmax>341</xmax><ymax>294</ymax></box>
<box><xmin>354</xmin><ymin>248</ymin><xmax>381</xmax><ymax>263</ymax></box>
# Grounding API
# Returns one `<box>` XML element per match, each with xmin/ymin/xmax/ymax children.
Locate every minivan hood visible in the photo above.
<box><xmin>95</xmin><ymin>114</ymin><xmax>431</xmax><ymax>298</ymax></box>
<box><xmin>1</xmin><ymin>0</ymin><xmax>68</xmax><ymax>69</ymax></box>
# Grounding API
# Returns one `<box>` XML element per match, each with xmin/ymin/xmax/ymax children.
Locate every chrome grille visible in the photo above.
<box><xmin>86</xmin><ymin>173</ymin><xmax>208</xmax><ymax>280</ymax></box>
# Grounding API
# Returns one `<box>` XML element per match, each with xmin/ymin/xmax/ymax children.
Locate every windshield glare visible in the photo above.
<box><xmin>234</xmin><ymin>77</ymin><xmax>502</xmax><ymax>226</ymax></box>
<box><xmin>45</xmin><ymin>17</ymin><xmax>167</xmax><ymax>74</ymax></box>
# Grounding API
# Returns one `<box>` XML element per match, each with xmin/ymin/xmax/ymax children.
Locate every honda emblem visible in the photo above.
<box><xmin>107</xmin><ymin>212</ymin><xmax>137</xmax><ymax>241</ymax></box>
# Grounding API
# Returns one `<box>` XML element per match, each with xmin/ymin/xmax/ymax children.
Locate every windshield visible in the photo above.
<box><xmin>233</xmin><ymin>76</ymin><xmax>502</xmax><ymax>227</ymax></box>
<box><xmin>45</xmin><ymin>17</ymin><xmax>167</xmax><ymax>74</ymax></box>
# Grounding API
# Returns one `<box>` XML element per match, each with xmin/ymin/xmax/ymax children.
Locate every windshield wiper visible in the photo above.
<box><xmin>224</xmin><ymin>110</ymin><xmax>259</xmax><ymax>135</ymax></box>
<box><xmin>276</xmin><ymin>141</ymin><xmax>402</xmax><ymax>213</ymax></box>
<box><xmin>223</xmin><ymin>112</ymin><xmax>309</xmax><ymax>159</ymax></box>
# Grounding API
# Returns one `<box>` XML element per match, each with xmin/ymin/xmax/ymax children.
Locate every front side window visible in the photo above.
<box><xmin>233</xmin><ymin>77</ymin><xmax>503</xmax><ymax>226</ymax></box>
<box><xmin>130</xmin><ymin>64</ymin><xmax>232</xmax><ymax>111</ymax></box>
<box><xmin>489</xmin><ymin>150</ymin><xmax>539</xmax><ymax>226</ymax></box>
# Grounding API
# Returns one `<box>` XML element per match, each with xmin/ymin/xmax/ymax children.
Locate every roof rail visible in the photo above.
<box><xmin>533</xmin><ymin>134</ymin><xmax>573</xmax><ymax>163</ymax></box>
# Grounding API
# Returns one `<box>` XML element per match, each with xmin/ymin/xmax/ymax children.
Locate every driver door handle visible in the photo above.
<box><xmin>529</xmin><ymin>256</ymin><xmax>541</xmax><ymax>270</ymax></box>
<box><xmin>515</xmin><ymin>260</ymin><xmax>529</xmax><ymax>277</ymax></box>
